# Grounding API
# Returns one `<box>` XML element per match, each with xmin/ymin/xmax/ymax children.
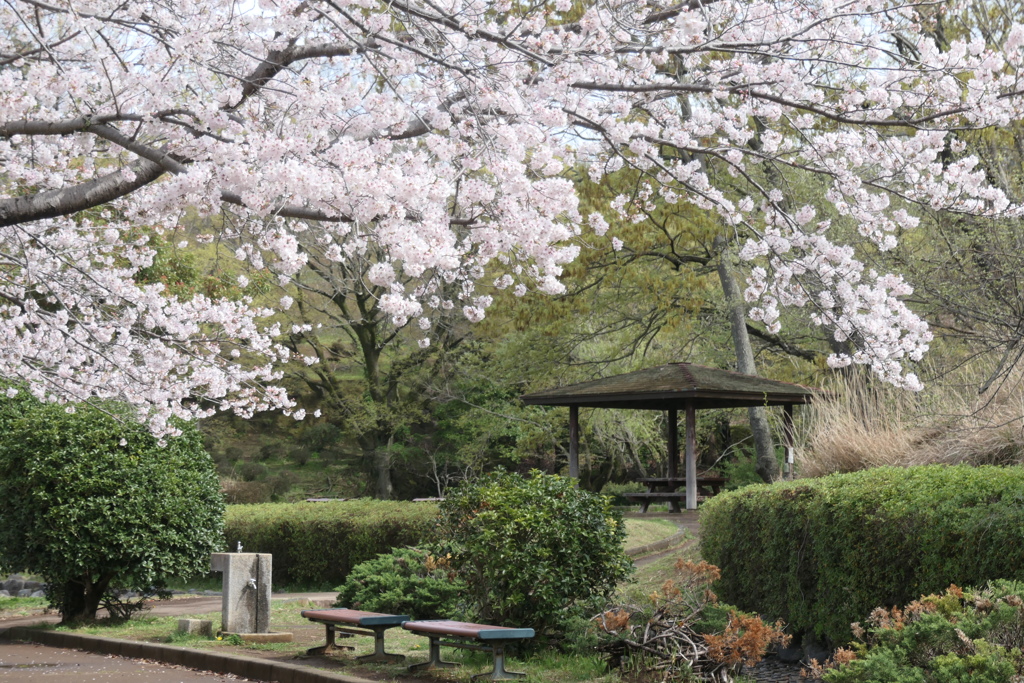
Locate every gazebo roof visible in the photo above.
<box><xmin>520</xmin><ymin>362</ymin><xmax>817</xmax><ymax>410</ymax></box>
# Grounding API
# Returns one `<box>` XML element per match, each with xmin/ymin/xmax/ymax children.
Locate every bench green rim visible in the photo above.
<box><xmin>475</xmin><ymin>628</ymin><xmax>534</xmax><ymax>640</ymax></box>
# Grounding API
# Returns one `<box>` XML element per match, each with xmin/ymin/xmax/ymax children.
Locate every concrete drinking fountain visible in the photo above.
<box><xmin>204</xmin><ymin>546</ymin><xmax>293</xmax><ymax>643</ymax></box>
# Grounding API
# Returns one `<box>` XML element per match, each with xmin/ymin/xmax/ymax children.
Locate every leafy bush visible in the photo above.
<box><xmin>334</xmin><ymin>547</ymin><xmax>467</xmax><ymax>619</ymax></box>
<box><xmin>811</xmin><ymin>582</ymin><xmax>1024</xmax><ymax>683</ymax></box>
<box><xmin>225</xmin><ymin>500</ymin><xmax>439</xmax><ymax>588</ymax></box>
<box><xmin>238</xmin><ymin>461</ymin><xmax>267</xmax><ymax>481</ymax></box>
<box><xmin>301</xmin><ymin>422</ymin><xmax>341</xmax><ymax>451</ymax></box>
<box><xmin>0</xmin><ymin>390</ymin><xmax>224</xmax><ymax>623</ymax></box>
<box><xmin>258</xmin><ymin>442</ymin><xmax>283</xmax><ymax>462</ymax></box>
<box><xmin>289</xmin><ymin>447</ymin><xmax>311</xmax><ymax>467</ymax></box>
<box><xmin>224</xmin><ymin>445</ymin><xmax>245</xmax><ymax>462</ymax></box>
<box><xmin>268</xmin><ymin>472</ymin><xmax>297</xmax><ymax>497</ymax></box>
<box><xmin>436</xmin><ymin>470</ymin><xmax>633</xmax><ymax>636</ymax></box>
<box><xmin>700</xmin><ymin>465</ymin><xmax>1024</xmax><ymax>645</ymax></box>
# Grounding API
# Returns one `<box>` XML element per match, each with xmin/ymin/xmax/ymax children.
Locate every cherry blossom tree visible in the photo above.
<box><xmin>3</xmin><ymin>0</ymin><xmax>1024</xmax><ymax>433</ymax></box>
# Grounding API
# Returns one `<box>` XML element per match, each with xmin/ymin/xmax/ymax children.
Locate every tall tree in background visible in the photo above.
<box><xmin>4</xmin><ymin>0</ymin><xmax>1024</xmax><ymax>437</ymax></box>
<box><xmin>275</xmin><ymin>237</ymin><xmax>466</xmax><ymax>498</ymax></box>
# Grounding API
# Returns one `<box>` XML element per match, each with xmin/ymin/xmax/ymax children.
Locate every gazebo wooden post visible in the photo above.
<box><xmin>568</xmin><ymin>405</ymin><xmax>580</xmax><ymax>479</ymax></box>
<box><xmin>666</xmin><ymin>408</ymin><xmax>678</xmax><ymax>479</ymax></box>
<box><xmin>685</xmin><ymin>401</ymin><xmax>697</xmax><ymax>510</ymax></box>
<box><xmin>783</xmin><ymin>403</ymin><xmax>795</xmax><ymax>480</ymax></box>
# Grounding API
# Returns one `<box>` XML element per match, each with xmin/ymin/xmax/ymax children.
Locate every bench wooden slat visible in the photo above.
<box><xmin>301</xmin><ymin>608</ymin><xmax>408</xmax><ymax>627</ymax></box>
<box><xmin>403</xmin><ymin>619</ymin><xmax>534</xmax><ymax>641</ymax></box>
<box><xmin>622</xmin><ymin>492</ymin><xmax>686</xmax><ymax>499</ymax></box>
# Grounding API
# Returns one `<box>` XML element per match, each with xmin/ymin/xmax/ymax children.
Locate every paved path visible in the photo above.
<box><xmin>0</xmin><ymin>593</ymin><xmax>365</xmax><ymax>683</ymax></box>
<box><xmin>0</xmin><ymin>641</ymin><xmax>253</xmax><ymax>681</ymax></box>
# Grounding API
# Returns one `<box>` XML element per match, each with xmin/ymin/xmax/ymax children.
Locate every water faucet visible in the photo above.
<box><xmin>237</xmin><ymin>541</ymin><xmax>243</xmax><ymax>553</ymax></box>
<box><xmin>248</xmin><ymin>578</ymin><xmax>257</xmax><ymax>590</ymax></box>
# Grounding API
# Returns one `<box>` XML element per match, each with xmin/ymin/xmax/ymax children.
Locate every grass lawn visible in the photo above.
<box><xmin>0</xmin><ymin>596</ymin><xmax>49</xmax><ymax>619</ymax></box>
<box><xmin>46</xmin><ymin>597</ymin><xmax>616</xmax><ymax>683</ymax></box>
<box><xmin>621</xmin><ymin>518</ymin><xmax>680</xmax><ymax>550</ymax></box>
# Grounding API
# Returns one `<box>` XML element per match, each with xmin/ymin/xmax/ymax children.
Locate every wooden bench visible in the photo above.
<box><xmin>403</xmin><ymin>619</ymin><xmax>534</xmax><ymax>681</ymax></box>
<box><xmin>622</xmin><ymin>491</ymin><xmax>705</xmax><ymax>512</ymax></box>
<box><xmin>300</xmin><ymin>608</ymin><xmax>407</xmax><ymax>662</ymax></box>
<box><xmin>625</xmin><ymin>475</ymin><xmax>728</xmax><ymax>512</ymax></box>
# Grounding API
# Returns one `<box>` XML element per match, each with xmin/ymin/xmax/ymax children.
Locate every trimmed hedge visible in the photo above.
<box><xmin>225</xmin><ymin>500</ymin><xmax>439</xmax><ymax>588</ymax></box>
<box><xmin>700</xmin><ymin>465</ymin><xmax>1024</xmax><ymax>646</ymax></box>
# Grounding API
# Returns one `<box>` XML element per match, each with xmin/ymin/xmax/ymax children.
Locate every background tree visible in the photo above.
<box><xmin>270</xmin><ymin>236</ymin><xmax>469</xmax><ymax>498</ymax></box>
<box><xmin>0</xmin><ymin>390</ymin><xmax>224</xmax><ymax>623</ymax></box>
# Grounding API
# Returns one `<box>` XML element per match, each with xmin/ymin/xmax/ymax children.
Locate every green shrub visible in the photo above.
<box><xmin>268</xmin><ymin>472</ymin><xmax>297</xmax><ymax>497</ymax></box>
<box><xmin>600</xmin><ymin>481</ymin><xmax>646</xmax><ymax>506</ymax></box>
<box><xmin>700</xmin><ymin>465</ymin><xmax>1024</xmax><ymax>645</ymax></box>
<box><xmin>334</xmin><ymin>547</ymin><xmax>467</xmax><ymax>619</ymax></box>
<box><xmin>258</xmin><ymin>442</ymin><xmax>283</xmax><ymax>462</ymax></box>
<box><xmin>819</xmin><ymin>582</ymin><xmax>1024</xmax><ymax>683</ymax></box>
<box><xmin>301</xmin><ymin>422</ymin><xmax>341</xmax><ymax>451</ymax></box>
<box><xmin>0</xmin><ymin>390</ymin><xmax>224</xmax><ymax>623</ymax></box>
<box><xmin>238</xmin><ymin>461</ymin><xmax>266</xmax><ymax>481</ymax></box>
<box><xmin>436</xmin><ymin>470</ymin><xmax>633</xmax><ymax>636</ymax></box>
<box><xmin>289</xmin><ymin>447</ymin><xmax>311</xmax><ymax>467</ymax></box>
<box><xmin>225</xmin><ymin>500</ymin><xmax>439</xmax><ymax>588</ymax></box>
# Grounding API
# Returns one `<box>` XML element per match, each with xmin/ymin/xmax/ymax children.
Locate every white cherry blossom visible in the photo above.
<box><xmin>3</xmin><ymin>0</ymin><xmax>1024</xmax><ymax>430</ymax></box>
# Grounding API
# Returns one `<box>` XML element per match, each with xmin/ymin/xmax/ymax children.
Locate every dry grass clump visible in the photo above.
<box><xmin>795</xmin><ymin>368</ymin><xmax>1024</xmax><ymax>478</ymax></box>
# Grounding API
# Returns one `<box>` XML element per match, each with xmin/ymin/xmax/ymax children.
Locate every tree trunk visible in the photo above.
<box><xmin>58</xmin><ymin>573</ymin><xmax>111</xmax><ymax>624</ymax></box>
<box><xmin>715</xmin><ymin>235</ymin><xmax>780</xmax><ymax>482</ymax></box>
<box><xmin>359</xmin><ymin>432</ymin><xmax>394</xmax><ymax>499</ymax></box>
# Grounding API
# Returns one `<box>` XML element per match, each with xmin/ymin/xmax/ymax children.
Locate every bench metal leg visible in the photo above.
<box><xmin>306</xmin><ymin>625</ymin><xmax>355</xmax><ymax>656</ymax></box>
<box><xmin>472</xmin><ymin>643</ymin><xmax>526</xmax><ymax>681</ymax></box>
<box><xmin>408</xmin><ymin>635</ymin><xmax>457</xmax><ymax>672</ymax></box>
<box><xmin>356</xmin><ymin>626</ymin><xmax>405</xmax><ymax>663</ymax></box>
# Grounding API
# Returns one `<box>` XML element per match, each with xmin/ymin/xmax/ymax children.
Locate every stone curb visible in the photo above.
<box><xmin>625</xmin><ymin>530</ymin><xmax>690</xmax><ymax>557</ymax></box>
<box><xmin>0</xmin><ymin>625</ymin><xmax>373</xmax><ymax>683</ymax></box>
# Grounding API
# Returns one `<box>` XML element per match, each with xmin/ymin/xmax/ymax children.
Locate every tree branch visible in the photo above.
<box><xmin>745</xmin><ymin>323</ymin><xmax>822</xmax><ymax>362</ymax></box>
<box><xmin>0</xmin><ymin>159</ymin><xmax>165</xmax><ymax>227</ymax></box>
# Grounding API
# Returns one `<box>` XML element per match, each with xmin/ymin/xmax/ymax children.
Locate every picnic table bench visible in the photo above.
<box><xmin>403</xmin><ymin>619</ymin><xmax>534</xmax><ymax>681</ymax></box>
<box><xmin>300</xmin><ymin>608</ymin><xmax>408</xmax><ymax>662</ymax></box>
<box><xmin>623</xmin><ymin>475</ymin><xmax>728</xmax><ymax>513</ymax></box>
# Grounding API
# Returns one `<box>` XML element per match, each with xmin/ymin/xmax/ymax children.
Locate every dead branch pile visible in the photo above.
<box><xmin>595</xmin><ymin>605</ymin><xmax>737</xmax><ymax>682</ymax></box>
<box><xmin>594</xmin><ymin>560</ymin><xmax>789</xmax><ymax>682</ymax></box>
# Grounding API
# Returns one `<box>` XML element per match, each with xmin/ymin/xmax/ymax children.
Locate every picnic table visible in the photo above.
<box><xmin>622</xmin><ymin>475</ymin><xmax>728</xmax><ymax>513</ymax></box>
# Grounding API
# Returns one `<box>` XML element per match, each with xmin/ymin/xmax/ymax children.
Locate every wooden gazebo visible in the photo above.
<box><xmin>520</xmin><ymin>362</ymin><xmax>817</xmax><ymax>510</ymax></box>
